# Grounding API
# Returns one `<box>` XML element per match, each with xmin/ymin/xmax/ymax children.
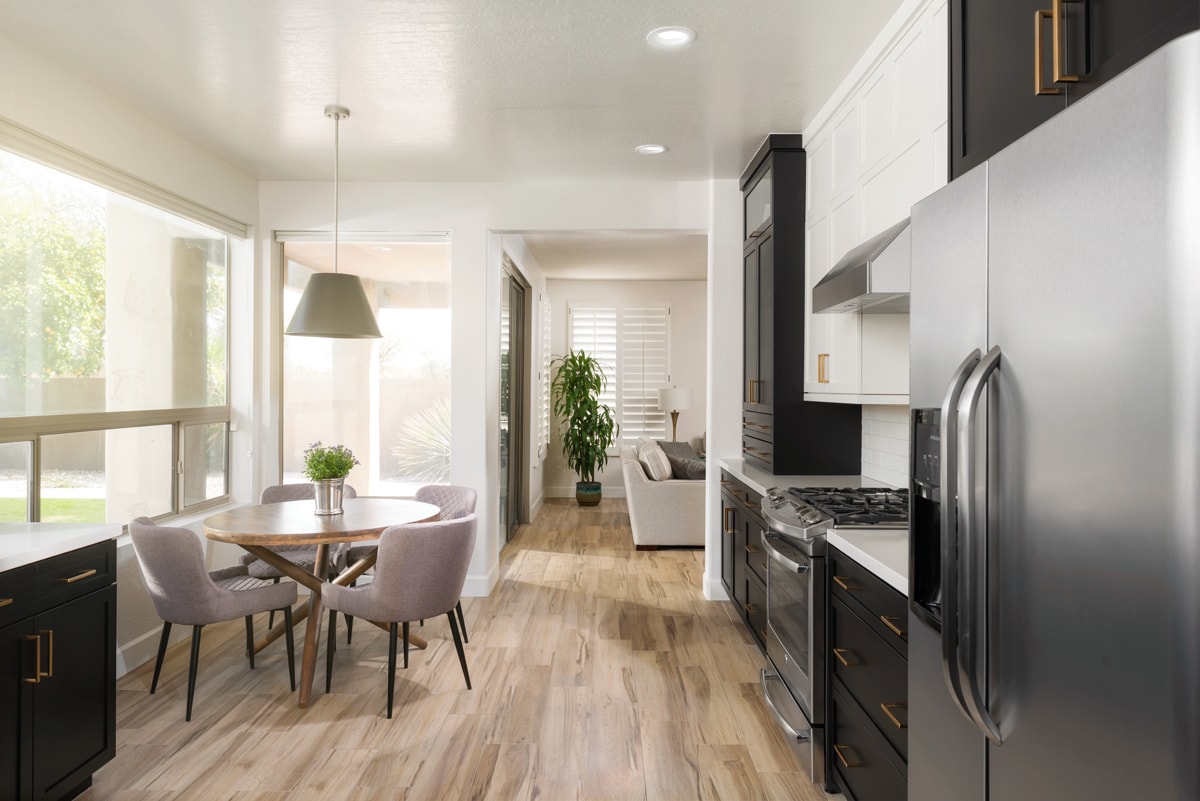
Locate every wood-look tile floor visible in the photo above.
<box><xmin>88</xmin><ymin>499</ymin><xmax>839</xmax><ymax>801</ymax></box>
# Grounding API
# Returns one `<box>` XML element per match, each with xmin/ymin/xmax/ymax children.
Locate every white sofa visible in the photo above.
<box><xmin>620</xmin><ymin>444</ymin><xmax>705</xmax><ymax>549</ymax></box>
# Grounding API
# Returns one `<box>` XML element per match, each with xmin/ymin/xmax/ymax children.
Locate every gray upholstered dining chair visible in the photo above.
<box><xmin>323</xmin><ymin>513</ymin><xmax>477</xmax><ymax>718</ymax></box>
<box><xmin>128</xmin><ymin>517</ymin><xmax>298</xmax><ymax>721</ymax></box>
<box><xmin>343</xmin><ymin>484</ymin><xmax>477</xmax><ymax>644</ymax></box>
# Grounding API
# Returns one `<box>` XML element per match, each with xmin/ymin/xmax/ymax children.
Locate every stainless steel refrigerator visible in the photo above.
<box><xmin>907</xmin><ymin>31</ymin><xmax>1200</xmax><ymax>801</ymax></box>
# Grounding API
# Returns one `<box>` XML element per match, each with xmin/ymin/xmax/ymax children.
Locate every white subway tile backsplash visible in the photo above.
<box><xmin>862</xmin><ymin>404</ymin><xmax>910</xmax><ymax>486</ymax></box>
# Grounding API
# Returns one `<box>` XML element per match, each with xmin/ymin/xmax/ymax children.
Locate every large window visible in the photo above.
<box><xmin>281</xmin><ymin>239</ymin><xmax>451</xmax><ymax>496</ymax></box>
<box><xmin>568</xmin><ymin>301</ymin><xmax>671</xmax><ymax>444</ymax></box>
<box><xmin>0</xmin><ymin>147</ymin><xmax>233</xmax><ymax>523</ymax></box>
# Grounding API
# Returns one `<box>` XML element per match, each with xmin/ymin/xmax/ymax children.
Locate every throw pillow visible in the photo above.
<box><xmin>657</xmin><ymin>440</ymin><xmax>697</xmax><ymax>460</ymax></box>
<box><xmin>636</xmin><ymin>439</ymin><xmax>673</xmax><ymax>481</ymax></box>
<box><xmin>666</xmin><ymin>453</ymin><xmax>706</xmax><ymax>480</ymax></box>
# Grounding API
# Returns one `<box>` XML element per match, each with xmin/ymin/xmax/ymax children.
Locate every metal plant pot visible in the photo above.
<box><xmin>313</xmin><ymin>478</ymin><xmax>346</xmax><ymax>515</ymax></box>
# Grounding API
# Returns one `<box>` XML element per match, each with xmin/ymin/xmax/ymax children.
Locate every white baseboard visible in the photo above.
<box><xmin>703</xmin><ymin>573</ymin><xmax>729</xmax><ymax>602</ymax></box>
<box><xmin>462</xmin><ymin>560</ymin><xmax>499</xmax><ymax>598</ymax></box>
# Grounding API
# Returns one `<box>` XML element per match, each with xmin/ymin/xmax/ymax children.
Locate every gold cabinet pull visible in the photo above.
<box><xmin>832</xmin><ymin>575</ymin><xmax>859</xmax><ymax>591</ymax></box>
<box><xmin>744</xmin><ymin>544</ymin><xmax>759</xmax><ymax>554</ymax></box>
<box><xmin>833</xmin><ymin>744</ymin><xmax>862</xmax><ymax>769</ymax></box>
<box><xmin>0</xmin><ymin>597</ymin><xmax>13</xmax><ymax>608</ymax></box>
<box><xmin>747</xmin><ymin>379</ymin><xmax>758</xmax><ymax>404</ymax></box>
<box><xmin>761</xmin><ymin>562</ymin><xmax>769</xmax><ymax>573</ymax></box>
<box><xmin>720</xmin><ymin>479</ymin><xmax>731</xmax><ymax>486</ymax></box>
<box><xmin>880</xmin><ymin>615</ymin><xmax>907</xmax><ymax>637</ymax></box>
<box><xmin>25</xmin><ymin>634</ymin><xmax>41</xmax><ymax>684</ymax></box>
<box><xmin>1035</xmin><ymin>8</ymin><xmax>1062</xmax><ymax>95</ymax></box>
<box><xmin>42</xmin><ymin>629</ymin><xmax>53</xmax><ymax>678</ymax></box>
<box><xmin>881</xmin><ymin>702</ymin><xmax>908</xmax><ymax>729</ymax></box>
<box><xmin>723</xmin><ymin>508</ymin><xmax>736</xmax><ymax>534</ymax></box>
<box><xmin>60</xmin><ymin>568</ymin><xmax>97</xmax><ymax>584</ymax></box>
<box><xmin>1051</xmin><ymin>0</ymin><xmax>1081</xmax><ymax>84</ymax></box>
<box><xmin>818</xmin><ymin>353</ymin><xmax>830</xmax><ymax>384</ymax></box>
<box><xmin>743</xmin><ymin>603</ymin><xmax>758</xmax><ymax>615</ymax></box>
<box><xmin>833</xmin><ymin>647</ymin><xmax>858</xmax><ymax>667</ymax></box>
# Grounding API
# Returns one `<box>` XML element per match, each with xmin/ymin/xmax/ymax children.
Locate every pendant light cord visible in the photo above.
<box><xmin>333</xmin><ymin>111</ymin><xmax>340</xmax><ymax>275</ymax></box>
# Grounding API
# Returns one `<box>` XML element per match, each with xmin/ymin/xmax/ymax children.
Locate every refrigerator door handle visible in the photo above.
<box><xmin>956</xmin><ymin>345</ymin><xmax>1004</xmax><ymax>745</ymax></box>
<box><xmin>939</xmin><ymin>348</ymin><xmax>981</xmax><ymax>721</ymax></box>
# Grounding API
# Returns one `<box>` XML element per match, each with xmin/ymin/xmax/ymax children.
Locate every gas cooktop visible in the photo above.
<box><xmin>762</xmin><ymin>486</ymin><xmax>909</xmax><ymax>542</ymax></box>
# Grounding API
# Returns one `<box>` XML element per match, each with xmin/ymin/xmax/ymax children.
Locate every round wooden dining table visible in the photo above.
<box><xmin>203</xmin><ymin>496</ymin><xmax>440</xmax><ymax>707</ymax></box>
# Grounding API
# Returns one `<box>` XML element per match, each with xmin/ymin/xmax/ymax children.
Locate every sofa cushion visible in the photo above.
<box><xmin>636</xmin><ymin>438</ymin><xmax>673</xmax><ymax>481</ymax></box>
<box><xmin>667</xmin><ymin>454</ymin><xmax>706</xmax><ymax>480</ymax></box>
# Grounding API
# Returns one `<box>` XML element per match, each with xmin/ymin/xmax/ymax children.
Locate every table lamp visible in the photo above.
<box><xmin>657</xmin><ymin>386</ymin><xmax>691</xmax><ymax>442</ymax></box>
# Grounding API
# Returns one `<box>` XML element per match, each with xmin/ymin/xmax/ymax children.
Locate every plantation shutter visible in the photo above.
<box><xmin>621</xmin><ymin>305</ymin><xmax>670</xmax><ymax>442</ymax></box>
<box><xmin>567</xmin><ymin>303</ymin><xmax>618</xmax><ymax>412</ymax></box>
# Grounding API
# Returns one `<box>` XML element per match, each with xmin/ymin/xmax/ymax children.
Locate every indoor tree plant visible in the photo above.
<box><xmin>550</xmin><ymin>350</ymin><xmax>619</xmax><ymax>506</ymax></box>
<box><xmin>302</xmin><ymin>441</ymin><xmax>359</xmax><ymax>515</ymax></box>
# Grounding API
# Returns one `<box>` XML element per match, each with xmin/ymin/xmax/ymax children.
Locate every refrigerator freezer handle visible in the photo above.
<box><xmin>939</xmin><ymin>348</ymin><xmax>981</xmax><ymax>722</ymax></box>
<box><xmin>956</xmin><ymin>345</ymin><xmax>1004</xmax><ymax>745</ymax></box>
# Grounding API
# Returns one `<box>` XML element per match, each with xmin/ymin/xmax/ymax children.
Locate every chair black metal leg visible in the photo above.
<box><xmin>402</xmin><ymin>621</ymin><xmax>409</xmax><ymax>669</ymax></box>
<box><xmin>326</xmin><ymin>608</ymin><xmax>337</xmax><ymax>693</ymax></box>
<box><xmin>150</xmin><ymin>621</ymin><xmax>171</xmax><ymax>694</ymax></box>
<box><xmin>245</xmin><ymin>615</ymin><xmax>255</xmax><ymax>669</ymax></box>
<box><xmin>345</xmin><ymin>613</ymin><xmax>353</xmax><ymax>644</ymax></box>
<box><xmin>186</xmin><ymin>625</ymin><xmax>203</xmax><ymax>722</ymax></box>
<box><xmin>283</xmin><ymin>606</ymin><xmax>296</xmax><ymax>692</ymax></box>
<box><xmin>456</xmin><ymin>600</ymin><xmax>468</xmax><ymax>643</ymax></box>
<box><xmin>268</xmin><ymin>577</ymin><xmax>280</xmax><ymax>628</ymax></box>
<box><xmin>387</xmin><ymin>622</ymin><xmax>399</xmax><ymax>719</ymax></box>
<box><xmin>447</xmin><ymin>612</ymin><xmax>471</xmax><ymax>690</ymax></box>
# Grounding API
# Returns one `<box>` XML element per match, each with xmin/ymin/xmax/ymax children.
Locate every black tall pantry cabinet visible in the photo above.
<box><xmin>740</xmin><ymin>134</ymin><xmax>860</xmax><ymax>475</ymax></box>
<box><xmin>1</xmin><ymin>540</ymin><xmax>117</xmax><ymax>801</ymax></box>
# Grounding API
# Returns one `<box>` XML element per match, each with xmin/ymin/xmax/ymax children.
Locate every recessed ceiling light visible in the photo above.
<box><xmin>635</xmin><ymin>144</ymin><xmax>668</xmax><ymax>155</ymax></box>
<box><xmin>647</xmin><ymin>26</ymin><xmax>696</xmax><ymax>48</ymax></box>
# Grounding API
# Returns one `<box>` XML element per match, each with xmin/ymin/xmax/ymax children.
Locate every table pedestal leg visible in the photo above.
<box><xmin>297</xmin><ymin>544</ymin><xmax>329</xmax><ymax>708</ymax></box>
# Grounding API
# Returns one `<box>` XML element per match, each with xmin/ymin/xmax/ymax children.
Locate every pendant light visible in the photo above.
<box><xmin>285</xmin><ymin>104</ymin><xmax>382</xmax><ymax>339</ymax></box>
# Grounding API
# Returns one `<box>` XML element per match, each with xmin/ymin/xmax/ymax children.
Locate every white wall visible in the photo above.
<box><xmin>543</xmin><ymin>278</ymin><xmax>708</xmax><ymax>498</ymax></box>
<box><xmin>803</xmin><ymin>0</ymin><xmax>949</xmax><ymax>486</ymax></box>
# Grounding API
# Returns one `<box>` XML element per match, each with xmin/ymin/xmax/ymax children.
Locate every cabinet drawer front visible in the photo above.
<box><xmin>830</xmin><ymin>549</ymin><xmax>908</xmax><ymax>657</ymax></box>
<box><xmin>831</xmin><ymin>600</ymin><xmax>908</xmax><ymax>760</ymax></box>
<box><xmin>742</xmin><ymin>410</ymin><xmax>773</xmax><ymax>441</ymax></box>
<box><xmin>34</xmin><ymin>540</ymin><xmax>117</xmax><ymax>610</ymax></box>
<box><xmin>831</xmin><ymin>683</ymin><xmax>907</xmax><ymax>801</ymax></box>
<box><xmin>745</xmin><ymin>571</ymin><xmax>768</xmax><ymax>648</ymax></box>
<box><xmin>0</xmin><ymin>562</ymin><xmax>37</xmax><ymax>627</ymax></box>
<box><xmin>745</xmin><ymin>520</ymin><xmax>769</xmax><ymax>585</ymax></box>
<box><xmin>741</xmin><ymin>434</ymin><xmax>773</xmax><ymax>470</ymax></box>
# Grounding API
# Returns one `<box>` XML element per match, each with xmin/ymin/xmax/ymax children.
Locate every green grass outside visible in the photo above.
<box><xmin>0</xmin><ymin>497</ymin><xmax>106</xmax><ymax>523</ymax></box>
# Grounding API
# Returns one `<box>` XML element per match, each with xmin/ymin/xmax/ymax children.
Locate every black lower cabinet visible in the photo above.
<box><xmin>831</xmin><ymin>682</ymin><xmax>907</xmax><ymax>801</ymax></box>
<box><xmin>1</xmin><ymin>541</ymin><xmax>117</xmax><ymax>801</ymax></box>
<box><xmin>720</xmin><ymin>471</ymin><xmax>768</xmax><ymax>650</ymax></box>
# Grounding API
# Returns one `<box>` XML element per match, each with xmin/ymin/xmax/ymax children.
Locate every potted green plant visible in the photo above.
<box><xmin>302</xmin><ymin>441</ymin><xmax>358</xmax><ymax>515</ymax></box>
<box><xmin>550</xmin><ymin>350</ymin><xmax>619</xmax><ymax>506</ymax></box>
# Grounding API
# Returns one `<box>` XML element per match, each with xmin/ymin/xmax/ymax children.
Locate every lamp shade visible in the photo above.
<box><xmin>285</xmin><ymin>272</ymin><xmax>382</xmax><ymax>338</ymax></box>
<box><xmin>657</xmin><ymin>387</ymin><xmax>691</xmax><ymax>412</ymax></box>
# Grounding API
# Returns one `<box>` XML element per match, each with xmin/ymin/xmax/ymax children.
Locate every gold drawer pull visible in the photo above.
<box><xmin>743</xmin><ymin>603</ymin><xmax>758</xmax><ymax>615</ymax></box>
<box><xmin>880</xmin><ymin>615</ymin><xmax>907</xmax><ymax>637</ymax></box>
<box><xmin>41</xmin><ymin>629</ymin><xmax>53</xmax><ymax>678</ymax></box>
<box><xmin>1051</xmin><ymin>0</ymin><xmax>1081</xmax><ymax>84</ymax></box>
<box><xmin>761</xmin><ymin>562</ymin><xmax>768</xmax><ymax>573</ymax></box>
<box><xmin>832</xmin><ymin>575</ymin><xmax>860</xmax><ymax>591</ymax></box>
<box><xmin>744</xmin><ymin>544</ymin><xmax>759</xmax><ymax>554</ymax></box>
<box><xmin>723</xmin><ymin>508</ymin><xmax>735</xmax><ymax>534</ymax></box>
<box><xmin>720</xmin><ymin>480</ymin><xmax>731</xmax><ymax>486</ymax></box>
<box><xmin>0</xmin><ymin>598</ymin><xmax>13</xmax><ymax>608</ymax></box>
<box><xmin>833</xmin><ymin>647</ymin><xmax>858</xmax><ymax>667</ymax></box>
<box><xmin>881</xmin><ymin>702</ymin><xmax>908</xmax><ymax>729</ymax></box>
<box><xmin>833</xmin><ymin>744</ymin><xmax>862</xmax><ymax>769</ymax></box>
<box><xmin>25</xmin><ymin>634</ymin><xmax>41</xmax><ymax>684</ymax></box>
<box><xmin>60</xmin><ymin>568</ymin><xmax>97</xmax><ymax>584</ymax></box>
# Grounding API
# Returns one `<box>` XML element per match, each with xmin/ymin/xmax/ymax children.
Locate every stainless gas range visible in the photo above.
<box><xmin>758</xmin><ymin>485</ymin><xmax>908</xmax><ymax>790</ymax></box>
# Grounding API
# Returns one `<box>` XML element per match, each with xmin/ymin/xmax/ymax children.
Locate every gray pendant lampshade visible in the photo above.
<box><xmin>285</xmin><ymin>104</ymin><xmax>382</xmax><ymax>339</ymax></box>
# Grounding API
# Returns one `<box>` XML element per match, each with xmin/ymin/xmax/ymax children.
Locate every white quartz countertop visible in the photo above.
<box><xmin>828</xmin><ymin>528</ymin><xmax>909</xmax><ymax>595</ymax></box>
<box><xmin>718</xmin><ymin>457</ymin><xmax>870</xmax><ymax>496</ymax></box>
<box><xmin>0</xmin><ymin>523</ymin><xmax>122</xmax><ymax>572</ymax></box>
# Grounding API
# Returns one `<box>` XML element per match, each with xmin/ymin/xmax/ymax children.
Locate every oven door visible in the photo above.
<box><xmin>762</xmin><ymin>530</ymin><xmax>818</xmax><ymax>721</ymax></box>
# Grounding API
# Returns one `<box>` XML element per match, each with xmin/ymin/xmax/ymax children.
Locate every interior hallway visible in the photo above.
<box><xmin>92</xmin><ymin>499</ymin><xmax>834</xmax><ymax>800</ymax></box>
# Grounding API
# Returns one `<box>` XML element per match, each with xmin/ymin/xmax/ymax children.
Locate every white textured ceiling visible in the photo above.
<box><xmin>0</xmin><ymin>0</ymin><xmax>902</xmax><ymax>279</ymax></box>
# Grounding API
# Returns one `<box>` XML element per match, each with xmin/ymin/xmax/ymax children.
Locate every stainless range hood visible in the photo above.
<box><xmin>812</xmin><ymin>217</ymin><xmax>910</xmax><ymax>313</ymax></box>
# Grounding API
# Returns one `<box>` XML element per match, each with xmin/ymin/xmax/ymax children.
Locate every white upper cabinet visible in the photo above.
<box><xmin>804</xmin><ymin>0</ymin><xmax>949</xmax><ymax>405</ymax></box>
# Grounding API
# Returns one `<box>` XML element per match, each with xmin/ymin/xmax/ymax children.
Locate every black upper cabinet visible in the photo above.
<box><xmin>950</xmin><ymin>0</ymin><xmax>1198</xmax><ymax>179</ymax></box>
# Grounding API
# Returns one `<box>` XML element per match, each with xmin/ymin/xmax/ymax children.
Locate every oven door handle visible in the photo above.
<box><xmin>762</xmin><ymin>531</ymin><xmax>810</xmax><ymax>573</ymax></box>
<box><xmin>760</xmin><ymin>668</ymin><xmax>812</xmax><ymax>742</ymax></box>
